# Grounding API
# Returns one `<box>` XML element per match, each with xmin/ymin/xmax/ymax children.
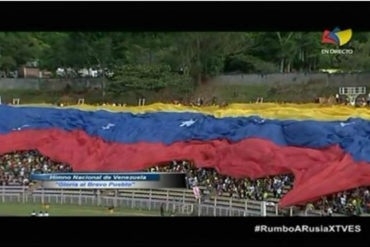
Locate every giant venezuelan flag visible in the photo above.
<box><xmin>0</xmin><ymin>103</ymin><xmax>370</xmax><ymax>207</ymax></box>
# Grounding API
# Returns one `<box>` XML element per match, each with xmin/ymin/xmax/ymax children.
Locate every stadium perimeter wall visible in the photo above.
<box><xmin>211</xmin><ymin>73</ymin><xmax>370</xmax><ymax>86</ymax></box>
<box><xmin>0</xmin><ymin>78</ymin><xmax>102</xmax><ymax>91</ymax></box>
<box><xmin>0</xmin><ymin>73</ymin><xmax>370</xmax><ymax>91</ymax></box>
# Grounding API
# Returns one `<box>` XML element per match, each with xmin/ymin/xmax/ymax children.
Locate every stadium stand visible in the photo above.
<box><xmin>0</xmin><ymin>150</ymin><xmax>369</xmax><ymax>216</ymax></box>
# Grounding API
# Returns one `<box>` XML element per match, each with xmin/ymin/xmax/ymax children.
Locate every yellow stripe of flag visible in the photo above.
<box><xmin>14</xmin><ymin>103</ymin><xmax>370</xmax><ymax>121</ymax></box>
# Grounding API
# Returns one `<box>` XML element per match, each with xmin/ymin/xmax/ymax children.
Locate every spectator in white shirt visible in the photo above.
<box><xmin>327</xmin><ymin>207</ymin><xmax>333</xmax><ymax>216</ymax></box>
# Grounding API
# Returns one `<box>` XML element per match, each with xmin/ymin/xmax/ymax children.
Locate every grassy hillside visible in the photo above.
<box><xmin>0</xmin><ymin>80</ymin><xmax>364</xmax><ymax>105</ymax></box>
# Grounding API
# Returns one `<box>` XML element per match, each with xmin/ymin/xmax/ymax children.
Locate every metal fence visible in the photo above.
<box><xmin>0</xmin><ymin>186</ymin><xmax>354</xmax><ymax>217</ymax></box>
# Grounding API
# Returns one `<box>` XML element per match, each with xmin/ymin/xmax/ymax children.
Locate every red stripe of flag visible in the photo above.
<box><xmin>0</xmin><ymin>128</ymin><xmax>369</xmax><ymax>207</ymax></box>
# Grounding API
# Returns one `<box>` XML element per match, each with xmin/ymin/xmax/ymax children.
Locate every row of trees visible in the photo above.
<box><xmin>0</xmin><ymin>31</ymin><xmax>370</xmax><ymax>92</ymax></box>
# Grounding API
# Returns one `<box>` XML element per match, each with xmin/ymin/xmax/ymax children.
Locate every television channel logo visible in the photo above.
<box><xmin>322</xmin><ymin>27</ymin><xmax>352</xmax><ymax>46</ymax></box>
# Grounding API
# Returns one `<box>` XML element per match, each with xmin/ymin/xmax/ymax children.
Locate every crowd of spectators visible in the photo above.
<box><xmin>0</xmin><ymin>150</ymin><xmax>73</xmax><ymax>186</ymax></box>
<box><xmin>310</xmin><ymin>187</ymin><xmax>370</xmax><ymax>216</ymax></box>
<box><xmin>148</xmin><ymin>160</ymin><xmax>370</xmax><ymax>215</ymax></box>
<box><xmin>0</xmin><ymin>151</ymin><xmax>369</xmax><ymax>216</ymax></box>
<box><xmin>147</xmin><ymin>160</ymin><xmax>294</xmax><ymax>201</ymax></box>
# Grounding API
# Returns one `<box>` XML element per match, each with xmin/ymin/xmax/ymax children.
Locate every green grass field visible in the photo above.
<box><xmin>0</xmin><ymin>79</ymin><xmax>341</xmax><ymax>106</ymax></box>
<box><xmin>0</xmin><ymin>202</ymin><xmax>161</xmax><ymax>216</ymax></box>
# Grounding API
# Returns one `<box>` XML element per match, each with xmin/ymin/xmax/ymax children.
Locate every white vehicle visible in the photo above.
<box><xmin>78</xmin><ymin>68</ymin><xmax>89</xmax><ymax>77</ymax></box>
<box><xmin>56</xmin><ymin>68</ymin><xmax>65</xmax><ymax>77</ymax></box>
<box><xmin>8</xmin><ymin>71</ymin><xmax>18</xmax><ymax>78</ymax></box>
<box><xmin>89</xmin><ymin>68</ymin><xmax>98</xmax><ymax>77</ymax></box>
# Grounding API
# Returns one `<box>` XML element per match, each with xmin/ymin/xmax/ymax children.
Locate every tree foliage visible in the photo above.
<box><xmin>1</xmin><ymin>31</ymin><xmax>370</xmax><ymax>85</ymax></box>
<box><xmin>0</xmin><ymin>32</ymin><xmax>42</xmax><ymax>73</ymax></box>
<box><xmin>109</xmin><ymin>64</ymin><xmax>192</xmax><ymax>93</ymax></box>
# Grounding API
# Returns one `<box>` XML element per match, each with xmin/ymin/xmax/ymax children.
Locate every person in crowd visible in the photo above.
<box><xmin>30</xmin><ymin>210</ymin><xmax>36</xmax><ymax>217</ymax></box>
<box><xmin>327</xmin><ymin>205</ymin><xmax>333</xmax><ymax>216</ymax></box>
<box><xmin>305</xmin><ymin>203</ymin><xmax>314</xmax><ymax>215</ymax></box>
<box><xmin>335</xmin><ymin>93</ymin><xmax>340</xmax><ymax>103</ymax></box>
<box><xmin>192</xmin><ymin>184</ymin><xmax>201</xmax><ymax>200</ymax></box>
<box><xmin>160</xmin><ymin>203</ymin><xmax>165</xmax><ymax>217</ymax></box>
<box><xmin>220</xmin><ymin>101</ymin><xmax>228</xmax><ymax>107</ymax></box>
<box><xmin>211</xmin><ymin>96</ymin><xmax>217</xmax><ymax>105</ymax></box>
<box><xmin>196</xmin><ymin>97</ymin><xmax>203</xmax><ymax>106</ymax></box>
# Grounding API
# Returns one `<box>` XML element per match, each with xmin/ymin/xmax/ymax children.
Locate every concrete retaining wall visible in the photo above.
<box><xmin>0</xmin><ymin>78</ymin><xmax>103</xmax><ymax>91</ymax></box>
<box><xmin>212</xmin><ymin>73</ymin><xmax>370</xmax><ymax>86</ymax></box>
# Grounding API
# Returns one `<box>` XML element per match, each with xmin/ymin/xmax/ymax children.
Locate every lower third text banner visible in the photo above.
<box><xmin>30</xmin><ymin>173</ymin><xmax>186</xmax><ymax>189</ymax></box>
